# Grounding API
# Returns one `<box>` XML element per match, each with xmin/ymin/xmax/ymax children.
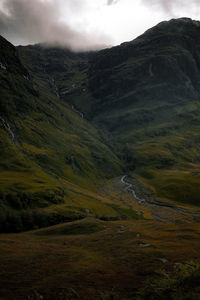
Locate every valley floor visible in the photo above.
<box><xmin>101</xmin><ymin>175</ymin><xmax>200</xmax><ymax>225</ymax></box>
<box><xmin>1</xmin><ymin>177</ymin><xmax>200</xmax><ymax>299</ymax></box>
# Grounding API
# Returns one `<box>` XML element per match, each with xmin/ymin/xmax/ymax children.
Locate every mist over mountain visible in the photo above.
<box><xmin>0</xmin><ymin>0</ymin><xmax>111</xmax><ymax>50</ymax></box>
<box><xmin>141</xmin><ymin>0</ymin><xmax>200</xmax><ymax>14</ymax></box>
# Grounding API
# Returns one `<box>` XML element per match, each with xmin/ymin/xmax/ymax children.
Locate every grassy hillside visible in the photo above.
<box><xmin>87</xmin><ymin>18</ymin><xmax>200</xmax><ymax>205</ymax></box>
<box><xmin>0</xmin><ymin>35</ymin><xmax>125</xmax><ymax>232</ymax></box>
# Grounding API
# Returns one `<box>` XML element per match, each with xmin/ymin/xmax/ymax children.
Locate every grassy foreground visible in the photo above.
<box><xmin>0</xmin><ymin>217</ymin><xmax>200</xmax><ymax>299</ymax></box>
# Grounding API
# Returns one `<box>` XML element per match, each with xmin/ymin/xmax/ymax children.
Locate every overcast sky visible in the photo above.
<box><xmin>0</xmin><ymin>0</ymin><xmax>199</xmax><ymax>50</ymax></box>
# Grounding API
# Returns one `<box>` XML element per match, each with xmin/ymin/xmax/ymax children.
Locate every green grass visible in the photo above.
<box><xmin>99</xmin><ymin>99</ymin><xmax>200</xmax><ymax>206</ymax></box>
<box><xmin>0</xmin><ymin>36</ymin><xmax>125</xmax><ymax>232</ymax></box>
<box><xmin>138</xmin><ymin>167</ymin><xmax>200</xmax><ymax>206</ymax></box>
<box><xmin>107</xmin><ymin>203</ymin><xmax>144</xmax><ymax>220</ymax></box>
<box><xmin>36</xmin><ymin>219</ymin><xmax>105</xmax><ymax>236</ymax></box>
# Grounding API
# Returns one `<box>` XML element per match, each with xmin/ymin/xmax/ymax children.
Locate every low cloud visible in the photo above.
<box><xmin>141</xmin><ymin>0</ymin><xmax>199</xmax><ymax>15</ymax></box>
<box><xmin>0</xmin><ymin>0</ymin><xmax>111</xmax><ymax>50</ymax></box>
<box><xmin>107</xmin><ymin>0</ymin><xmax>120</xmax><ymax>5</ymax></box>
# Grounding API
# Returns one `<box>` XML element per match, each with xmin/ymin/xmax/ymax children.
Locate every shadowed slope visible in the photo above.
<box><xmin>0</xmin><ymin>35</ymin><xmax>123</xmax><ymax>232</ymax></box>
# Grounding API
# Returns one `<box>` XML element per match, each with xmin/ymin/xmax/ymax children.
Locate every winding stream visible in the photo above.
<box><xmin>121</xmin><ymin>174</ymin><xmax>200</xmax><ymax>223</ymax></box>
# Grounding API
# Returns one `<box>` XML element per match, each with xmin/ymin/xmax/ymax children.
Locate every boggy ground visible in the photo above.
<box><xmin>1</xmin><ymin>177</ymin><xmax>200</xmax><ymax>299</ymax></box>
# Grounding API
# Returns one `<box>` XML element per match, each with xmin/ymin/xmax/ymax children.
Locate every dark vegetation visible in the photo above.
<box><xmin>0</xmin><ymin>218</ymin><xmax>200</xmax><ymax>299</ymax></box>
<box><xmin>0</xmin><ymin>209</ymin><xmax>83</xmax><ymax>233</ymax></box>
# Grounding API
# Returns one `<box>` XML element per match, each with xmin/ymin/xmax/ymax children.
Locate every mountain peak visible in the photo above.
<box><xmin>145</xmin><ymin>17</ymin><xmax>200</xmax><ymax>35</ymax></box>
<box><xmin>159</xmin><ymin>17</ymin><xmax>200</xmax><ymax>28</ymax></box>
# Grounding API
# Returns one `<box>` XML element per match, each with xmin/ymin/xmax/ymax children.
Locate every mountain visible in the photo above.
<box><xmin>2</xmin><ymin>17</ymin><xmax>200</xmax><ymax>300</ymax></box>
<box><xmin>0</xmin><ymin>35</ymin><xmax>125</xmax><ymax>232</ymax></box>
<box><xmin>1</xmin><ymin>18</ymin><xmax>200</xmax><ymax>233</ymax></box>
<box><xmin>18</xmin><ymin>18</ymin><xmax>200</xmax><ymax>206</ymax></box>
<box><xmin>88</xmin><ymin>18</ymin><xmax>200</xmax><ymax>205</ymax></box>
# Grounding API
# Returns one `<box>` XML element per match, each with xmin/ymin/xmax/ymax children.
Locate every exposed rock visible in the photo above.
<box><xmin>159</xmin><ymin>258</ymin><xmax>168</xmax><ymax>263</ymax></box>
<box><xmin>139</xmin><ymin>243</ymin><xmax>151</xmax><ymax>248</ymax></box>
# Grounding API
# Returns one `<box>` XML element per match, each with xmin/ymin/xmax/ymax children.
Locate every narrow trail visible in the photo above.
<box><xmin>121</xmin><ymin>175</ymin><xmax>200</xmax><ymax>223</ymax></box>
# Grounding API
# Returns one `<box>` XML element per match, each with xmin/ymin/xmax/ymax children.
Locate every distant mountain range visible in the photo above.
<box><xmin>1</xmin><ymin>17</ymin><xmax>200</xmax><ymax>232</ymax></box>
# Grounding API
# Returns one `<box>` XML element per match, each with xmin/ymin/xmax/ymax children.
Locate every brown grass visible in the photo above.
<box><xmin>0</xmin><ymin>217</ymin><xmax>200</xmax><ymax>299</ymax></box>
